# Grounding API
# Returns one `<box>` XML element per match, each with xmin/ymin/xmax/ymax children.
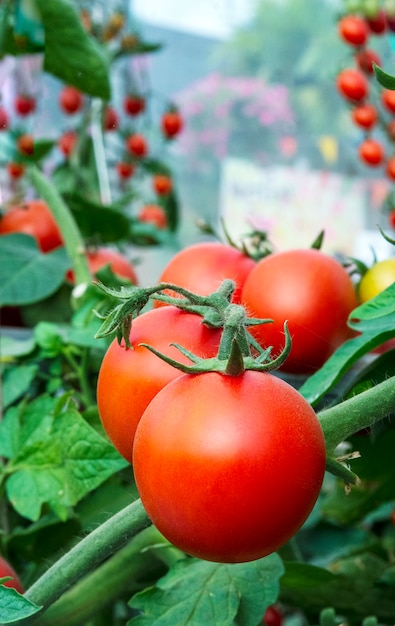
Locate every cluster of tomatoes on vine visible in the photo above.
<box><xmin>335</xmin><ymin>6</ymin><xmax>395</xmax><ymax>228</ymax></box>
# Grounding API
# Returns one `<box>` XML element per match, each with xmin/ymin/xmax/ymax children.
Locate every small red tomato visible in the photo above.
<box><xmin>125</xmin><ymin>133</ymin><xmax>148</xmax><ymax>157</ymax></box>
<box><xmin>161</xmin><ymin>109</ymin><xmax>183</xmax><ymax>138</ymax></box>
<box><xmin>0</xmin><ymin>107</ymin><xmax>9</xmax><ymax>130</ymax></box>
<box><xmin>6</xmin><ymin>163</ymin><xmax>25</xmax><ymax>179</ymax></box>
<box><xmin>123</xmin><ymin>94</ymin><xmax>145</xmax><ymax>116</ymax></box>
<box><xmin>388</xmin><ymin>119</ymin><xmax>395</xmax><ymax>141</ymax></box>
<box><xmin>152</xmin><ymin>174</ymin><xmax>173</xmax><ymax>195</ymax></box>
<box><xmin>0</xmin><ymin>199</ymin><xmax>63</xmax><ymax>252</ymax></box>
<box><xmin>104</xmin><ymin>106</ymin><xmax>119</xmax><ymax>131</ymax></box>
<box><xmin>358</xmin><ymin>138</ymin><xmax>385</xmax><ymax>166</ymax></box>
<box><xmin>58</xmin><ymin>130</ymin><xmax>77</xmax><ymax>157</ymax></box>
<box><xmin>138</xmin><ymin>204</ymin><xmax>168</xmax><ymax>229</ymax></box>
<box><xmin>355</xmin><ymin>48</ymin><xmax>381</xmax><ymax>74</ymax></box>
<box><xmin>66</xmin><ymin>246</ymin><xmax>138</xmax><ymax>284</ymax></box>
<box><xmin>14</xmin><ymin>94</ymin><xmax>36</xmax><ymax>116</ymax></box>
<box><xmin>338</xmin><ymin>14</ymin><xmax>369</xmax><ymax>46</ymax></box>
<box><xmin>0</xmin><ymin>555</ymin><xmax>24</xmax><ymax>594</ymax></box>
<box><xmin>385</xmin><ymin>156</ymin><xmax>395</xmax><ymax>180</ymax></box>
<box><xmin>351</xmin><ymin>103</ymin><xmax>377</xmax><ymax>129</ymax></box>
<box><xmin>381</xmin><ymin>89</ymin><xmax>395</xmax><ymax>113</ymax></box>
<box><xmin>17</xmin><ymin>133</ymin><xmax>34</xmax><ymax>155</ymax></box>
<box><xmin>263</xmin><ymin>605</ymin><xmax>283</xmax><ymax>626</ymax></box>
<box><xmin>365</xmin><ymin>9</ymin><xmax>387</xmax><ymax>34</ymax></box>
<box><xmin>388</xmin><ymin>209</ymin><xmax>395</xmax><ymax>229</ymax></box>
<box><xmin>336</xmin><ymin>68</ymin><xmax>369</xmax><ymax>102</ymax></box>
<box><xmin>116</xmin><ymin>161</ymin><xmax>135</xmax><ymax>179</ymax></box>
<box><xmin>59</xmin><ymin>85</ymin><xmax>84</xmax><ymax>114</ymax></box>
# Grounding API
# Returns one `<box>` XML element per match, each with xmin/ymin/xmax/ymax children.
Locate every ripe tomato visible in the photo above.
<box><xmin>154</xmin><ymin>241</ymin><xmax>256</xmax><ymax>307</ymax></box>
<box><xmin>58</xmin><ymin>130</ymin><xmax>77</xmax><ymax>157</ymax></box>
<box><xmin>124</xmin><ymin>94</ymin><xmax>145</xmax><ymax>116</ymax></box>
<box><xmin>133</xmin><ymin>370</ymin><xmax>326</xmax><ymax>563</ymax></box>
<box><xmin>358</xmin><ymin>138</ymin><xmax>384</xmax><ymax>166</ymax></box>
<box><xmin>358</xmin><ymin>258</ymin><xmax>395</xmax><ymax>302</ymax></box>
<box><xmin>336</xmin><ymin>68</ymin><xmax>369</xmax><ymax>102</ymax></box>
<box><xmin>6</xmin><ymin>162</ymin><xmax>25</xmax><ymax>179</ymax></box>
<box><xmin>388</xmin><ymin>209</ymin><xmax>395</xmax><ymax>230</ymax></box>
<box><xmin>14</xmin><ymin>94</ymin><xmax>36</xmax><ymax>116</ymax></box>
<box><xmin>241</xmin><ymin>248</ymin><xmax>358</xmax><ymax>374</ymax></box>
<box><xmin>152</xmin><ymin>174</ymin><xmax>173</xmax><ymax>195</ymax></box>
<box><xmin>103</xmin><ymin>105</ymin><xmax>119</xmax><ymax>131</ymax></box>
<box><xmin>97</xmin><ymin>306</ymin><xmax>221</xmax><ymax>462</ymax></box>
<box><xmin>66</xmin><ymin>247</ymin><xmax>138</xmax><ymax>284</ymax></box>
<box><xmin>0</xmin><ymin>200</ymin><xmax>63</xmax><ymax>252</ymax></box>
<box><xmin>381</xmin><ymin>89</ymin><xmax>395</xmax><ymax>113</ymax></box>
<box><xmin>263</xmin><ymin>606</ymin><xmax>283</xmax><ymax>626</ymax></box>
<box><xmin>59</xmin><ymin>85</ymin><xmax>84</xmax><ymax>114</ymax></box>
<box><xmin>125</xmin><ymin>133</ymin><xmax>148</xmax><ymax>157</ymax></box>
<box><xmin>138</xmin><ymin>204</ymin><xmax>168</xmax><ymax>229</ymax></box>
<box><xmin>351</xmin><ymin>103</ymin><xmax>377</xmax><ymax>129</ymax></box>
<box><xmin>116</xmin><ymin>161</ymin><xmax>135</xmax><ymax>180</ymax></box>
<box><xmin>338</xmin><ymin>14</ymin><xmax>369</xmax><ymax>46</ymax></box>
<box><xmin>365</xmin><ymin>9</ymin><xmax>387</xmax><ymax>34</ymax></box>
<box><xmin>0</xmin><ymin>555</ymin><xmax>24</xmax><ymax>594</ymax></box>
<box><xmin>161</xmin><ymin>109</ymin><xmax>183</xmax><ymax>138</ymax></box>
<box><xmin>385</xmin><ymin>156</ymin><xmax>395</xmax><ymax>181</ymax></box>
<box><xmin>17</xmin><ymin>133</ymin><xmax>34</xmax><ymax>155</ymax></box>
<box><xmin>0</xmin><ymin>107</ymin><xmax>9</xmax><ymax>130</ymax></box>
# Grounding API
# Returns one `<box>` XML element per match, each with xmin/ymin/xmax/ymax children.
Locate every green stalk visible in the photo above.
<box><xmin>20</xmin><ymin>499</ymin><xmax>150</xmax><ymax>623</ymax></box>
<box><xmin>318</xmin><ymin>375</ymin><xmax>395</xmax><ymax>451</ymax></box>
<box><xmin>29</xmin><ymin>166</ymin><xmax>91</xmax><ymax>286</ymax></box>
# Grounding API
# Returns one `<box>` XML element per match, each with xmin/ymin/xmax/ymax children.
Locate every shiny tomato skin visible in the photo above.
<box><xmin>0</xmin><ymin>556</ymin><xmax>24</xmax><ymax>594</ymax></box>
<box><xmin>154</xmin><ymin>242</ymin><xmax>256</xmax><ymax>306</ymax></box>
<box><xmin>336</xmin><ymin>68</ymin><xmax>369</xmax><ymax>102</ymax></box>
<box><xmin>241</xmin><ymin>249</ymin><xmax>358</xmax><ymax>374</ymax></box>
<box><xmin>338</xmin><ymin>14</ymin><xmax>369</xmax><ymax>46</ymax></box>
<box><xmin>97</xmin><ymin>306</ymin><xmax>221</xmax><ymax>462</ymax></box>
<box><xmin>0</xmin><ymin>200</ymin><xmax>63</xmax><ymax>252</ymax></box>
<box><xmin>133</xmin><ymin>370</ymin><xmax>326</xmax><ymax>563</ymax></box>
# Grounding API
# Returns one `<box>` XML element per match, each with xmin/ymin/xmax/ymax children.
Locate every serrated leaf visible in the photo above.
<box><xmin>0</xmin><ymin>234</ymin><xmax>71</xmax><ymax>306</ymax></box>
<box><xmin>2</xmin><ymin>395</ymin><xmax>128</xmax><ymax>521</ymax></box>
<box><xmin>373</xmin><ymin>63</ymin><xmax>395</xmax><ymax>90</ymax></box>
<box><xmin>129</xmin><ymin>553</ymin><xmax>283</xmax><ymax>626</ymax></box>
<box><xmin>0</xmin><ymin>586</ymin><xmax>41</xmax><ymax>624</ymax></box>
<box><xmin>2</xmin><ymin>364</ymin><xmax>38</xmax><ymax>409</ymax></box>
<box><xmin>34</xmin><ymin>0</ymin><xmax>111</xmax><ymax>99</ymax></box>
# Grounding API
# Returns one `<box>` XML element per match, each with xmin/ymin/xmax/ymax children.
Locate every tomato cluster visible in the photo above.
<box><xmin>335</xmin><ymin>7</ymin><xmax>395</xmax><ymax>226</ymax></box>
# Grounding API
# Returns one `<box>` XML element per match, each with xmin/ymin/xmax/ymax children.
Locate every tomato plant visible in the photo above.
<box><xmin>241</xmin><ymin>248</ymin><xmax>358</xmax><ymax>373</ymax></box>
<box><xmin>0</xmin><ymin>556</ymin><xmax>24</xmax><ymax>595</ymax></box>
<box><xmin>133</xmin><ymin>369</ymin><xmax>326</xmax><ymax>563</ymax></box>
<box><xmin>0</xmin><ymin>199</ymin><xmax>64</xmax><ymax>252</ymax></box>
<box><xmin>97</xmin><ymin>306</ymin><xmax>221</xmax><ymax>461</ymax></box>
<box><xmin>154</xmin><ymin>241</ymin><xmax>256</xmax><ymax>306</ymax></box>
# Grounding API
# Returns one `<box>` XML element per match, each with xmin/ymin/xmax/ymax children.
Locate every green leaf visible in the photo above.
<box><xmin>0</xmin><ymin>332</ymin><xmax>36</xmax><ymax>358</ymax></box>
<box><xmin>1</xmin><ymin>394</ymin><xmax>128</xmax><ymax>521</ymax></box>
<box><xmin>2</xmin><ymin>364</ymin><xmax>39</xmax><ymax>409</ymax></box>
<box><xmin>129</xmin><ymin>553</ymin><xmax>284</xmax><ymax>626</ymax></box>
<box><xmin>0</xmin><ymin>586</ymin><xmax>41</xmax><ymax>624</ymax></box>
<box><xmin>373</xmin><ymin>63</ymin><xmax>395</xmax><ymax>90</ymax></box>
<box><xmin>65</xmin><ymin>193</ymin><xmax>131</xmax><ymax>243</ymax></box>
<box><xmin>34</xmin><ymin>0</ymin><xmax>111</xmax><ymax>99</ymax></box>
<box><xmin>0</xmin><ymin>234</ymin><xmax>71</xmax><ymax>306</ymax></box>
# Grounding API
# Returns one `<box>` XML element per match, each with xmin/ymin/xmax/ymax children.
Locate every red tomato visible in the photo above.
<box><xmin>133</xmin><ymin>370</ymin><xmax>326</xmax><ymax>563</ymax></box>
<box><xmin>58</xmin><ymin>130</ymin><xmax>77</xmax><ymax>157</ymax></box>
<box><xmin>154</xmin><ymin>241</ymin><xmax>256</xmax><ymax>307</ymax></box>
<box><xmin>124</xmin><ymin>94</ymin><xmax>145</xmax><ymax>116</ymax></box>
<box><xmin>0</xmin><ymin>555</ymin><xmax>24</xmax><ymax>594</ymax></box>
<box><xmin>125</xmin><ymin>133</ymin><xmax>148</xmax><ymax>157</ymax></box>
<box><xmin>351</xmin><ymin>103</ymin><xmax>377</xmax><ymax>129</ymax></box>
<box><xmin>0</xmin><ymin>107</ymin><xmax>9</xmax><ymax>130</ymax></box>
<box><xmin>138</xmin><ymin>204</ymin><xmax>168</xmax><ymax>229</ymax></box>
<box><xmin>388</xmin><ymin>209</ymin><xmax>395</xmax><ymax>229</ymax></box>
<box><xmin>358</xmin><ymin>138</ymin><xmax>384</xmax><ymax>166</ymax></box>
<box><xmin>66</xmin><ymin>247</ymin><xmax>138</xmax><ymax>284</ymax></box>
<box><xmin>152</xmin><ymin>174</ymin><xmax>173</xmax><ymax>195</ymax></box>
<box><xmin>0</xmin><ymin>200</ymin><xmax>63</xmax><ymax>252</ymax></box>
<box><xmin>338</xmin><ymin>14</ymin><xmax>369</xmax><ymax>46</ymax></box>
<box><xmin>365</xmin><ymin>9</ymin><xmax>387</xmax><ymax>34</ymax></box>
<box><xmin>161</xmin><ymin>109</ymin><xmax>183</xmax><ymax>138</ymax></box>
<box><xmin>104</xmin><ymin>106</ymin><xmax>119</xmax><ymax>131</ymax></box>
<box><xmin>14</xmin><ymin>94</ymin><xmax>36</xmax><ymax>116</ymax></box>
<box><xmin>336</xmin><ymin>68</ymin><xmax>369</xmax><ymax>102</ymax></box>
<box><xmin>17</xmin><ymin>133</ymin><xmax>34</xmax><ymax>155</ymax></box>
<box><xmin>263</xmin><ymin>606</ymin><xmax>283</xmax><ymax>626</ymax></box>
<box><xmin>355</xmin><ymin>48</ymin><xmax>381</xmax><ymax>74</ymax></box>
<box><xmin>381</xmin><ymin>89</ymin><xmax>395</xmax><ymax>113</ymax></box>
<box><xmin>97</xmin><ymin>306</ymin><xmax>221</xmax><ymax>462</ymax></box>
<box><xmin>116</xmin><ymin>161</ymin><xmax>135</xmax><ymax>180</ymax></box>
<box><xmin>6</xmin><ymin>162</ymin><xmax>25</xmax><ymax>179</ymax></box>
<box><xmin>59</xmin><ymin>85</ymin><xmax>84</xmax><ymax>114</ymax></box>
<box><xmin>385</xmin><ymin>156</ymin><xmax>395</xmax><ymax>180</ymax></box>
<box><xmin>241</xmin><ymin>248</ymin><xmax>358</xmax><ymax>374</ymax></box>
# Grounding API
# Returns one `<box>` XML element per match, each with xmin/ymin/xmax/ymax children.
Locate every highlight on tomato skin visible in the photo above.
<box><xmin>133</xmin><ymin>370</ymin><xmax>326</xmax><ymax>564</ymax></box>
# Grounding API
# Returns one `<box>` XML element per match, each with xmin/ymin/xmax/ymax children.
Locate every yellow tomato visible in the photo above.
<box><xmin>358</xmin><ymin>258</ymin><xmax>395</xmax><ymax>303</ymax></box>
